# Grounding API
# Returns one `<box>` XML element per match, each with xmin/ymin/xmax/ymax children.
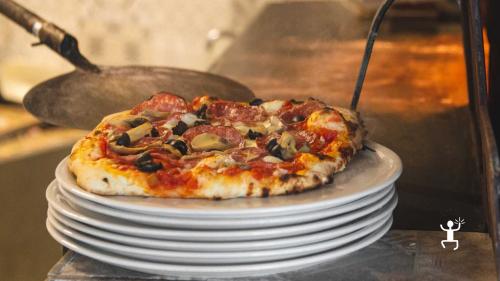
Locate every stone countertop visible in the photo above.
<box><xmin>46</xmin><ymin>230</ymin><xmax>496</xmax><ymax>281</ymax></box>
<box><xmin>0</xmin><ymin>105</ymin><xmax>86</xmax><ymax>163</ymax></box>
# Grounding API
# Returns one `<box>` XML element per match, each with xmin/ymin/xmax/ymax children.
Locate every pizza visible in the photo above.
<box><xmin>68</xmin><ymin>93</ymin><xmax>365</xmax><ymax>199</ymax></box>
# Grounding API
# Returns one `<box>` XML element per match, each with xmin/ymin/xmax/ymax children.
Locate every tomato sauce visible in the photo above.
<box><xmin>249</xmin><ymin>161</ymin><xmax>276</xmax><ymax>180</ymax></box>
<box><xmin>223</xmin><ymin>166</ymin><xmax>244</xmax><ymax>176</ymax></box>
<box><xmin>279</xmin><ymin>158</ymin><xmax>305</xmax><ymax>174</ymax></box>
<box><xmin>99</xmin><ymin>138</ymin><xmax>108</xmax><ymax>157</ymax></box>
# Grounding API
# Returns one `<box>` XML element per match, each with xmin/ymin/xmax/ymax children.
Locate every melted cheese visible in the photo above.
<box><xmin>261</xmin><ymin>100</ymin><xmax>285</xmax><ymax>114</ymax></box>
<box><xmin>307</xmin><ymin>110</ymin><xmax>347</xmax><ymax>133</ymax></box>
<box><xmin>263</xmin><ymin>116</ymin><xmax>284</xmax><ymax>133</ymax></box>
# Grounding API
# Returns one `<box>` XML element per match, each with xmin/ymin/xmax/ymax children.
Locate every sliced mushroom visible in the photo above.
<box><xmin>278</xmin><ymin>132</ymin><xmax>297</xmax><ymax>160</ymax></box>
<box><xmin>244</xmin><ymin>139</ymin><xmax>258</xmax><ymax>148</ymax></box>
<box><xmin>298</xmin><ymin>144</ymin><xmax>311</xmax><ymax>153</ymax></box>
<box><xmin>263</xmin><ymin>155</ymin><xmax>283</xmax><ymax>163</ymax></box>
<box><xmin>141</xmin><ymin>110</ymin><xmax>170</xmax><ymax>119</ymax></box>
<box><xmin>108</xmin><ymin>142</ymin><xmax>149</xmax><ymax>155</ymax></box>
<box><xmin>127</xmin><ymin>122</ymin><xmax>153</xmax><ymax>143</ymax></box>
<box><xmin>108</xmin><ymin>140</ymin><xmax>162</xmax><ymax>155</ymax></box>
<box><xmin>190</xmin><ymin>133</ymin><xmax>231</xmax><ymax>151</ymax></box>
<box><xmin>106</xmin><ymin>115</ymin><xmax>147</xmax><ymax>127</ymax></box>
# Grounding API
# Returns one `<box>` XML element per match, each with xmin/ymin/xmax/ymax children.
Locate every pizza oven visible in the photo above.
<box><xmin>0</xmin><ymin>0</ymin><xmax>499</xmax><ymax>280</ymax></box>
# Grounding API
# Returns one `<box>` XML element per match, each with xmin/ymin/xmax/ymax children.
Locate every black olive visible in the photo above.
<box><xmin>290</xmin><ymin>99</ymin><xmax>303</xmax><ymax>104</ymax></box>
<box><xmin>269</xmin><ymin>144</ymin><xmax>283</xmax><ymax>159</ymax></box>
<box><xmin>135</xmin><ymin>153</ymin><xmax>162</xmax><ymax>172</ymax></box>
<box><xmin>265</xmin><ymin>139</ymin><xmax>278</xmax><ymax>151</ymax></box>
<box><xmin>194</xmin><ymin>120</ymin><xmax>211</xmax><ymax>126</ymax></box>
<box><xmin>150</xmin><ymin>127</ymin><xmax>159</xmax><ymax>137</ymax></box>
<box><xmin>116</xmin><ymin>133</ymin><xmax>131</xmax><ymax>146</ymax></box>
<box><xmin>247</xmin><ymin>129</ymin><xmax>263</xmax><ymax>140</ymax></box>
<box><xmin>136</xmin><ymin>152</ymin><xmax>153</xmax><ymax>164</ymax></box>
<box><xmin>249</xmin><ymin>98</ymin><xmax>264</xmax><ymax>106</ymax></box>
<box><xmin>167</xmin><ymin>139</ymin><xmax>188</xmax><ymax>155</ymax></box>
<box><xmin>195</xmin><ymin>104</ymin><xmax>208</xmax><ymax>119</ymax></box>
<box><xmin>172</xmin><ymin>121</ymin><xmax>188</xmax><ymax>135</ymax></box>
<box><xmin>127</xmin><ymin>118</ymin><xmax>148</xmax><ymax>128</ymax></box>
<box><xmin>291</xmin><ymin>115</ymin><xmax>305</xmax><ymax>123</ymax></box>
<box><xmin>137</xmin><ymin>161</ymin><xmax>163</xmax><ymax>172</ymax></box>
<box><xmin>265</xmin><ymin>139</ymin><xmax>283</xmax><ymax>159</ymax></box>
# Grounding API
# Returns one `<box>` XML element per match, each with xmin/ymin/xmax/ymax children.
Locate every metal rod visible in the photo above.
<box><xmin>0</xmin><ymin>0</ymin><xmax>99</xmax><ymax>73</ymax></box>
<box><xmin>350</xmin><ymin>0</ymin><xmax>395</xmax><ymax>110</ymax></box>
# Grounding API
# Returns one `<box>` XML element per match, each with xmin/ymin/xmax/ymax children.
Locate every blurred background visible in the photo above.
<box><xmin>0</xmin><ymin>0</ymin><xmax>489</xmax><ymax>281</ymax></box>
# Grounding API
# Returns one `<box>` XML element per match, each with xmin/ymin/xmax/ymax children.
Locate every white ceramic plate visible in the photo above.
<box><xmin>57</xmin><ymin>181</ymin><xmax>394</xmax><ymax>229</ymax></box>
<box><xmin>56</xmin><ymin>141</ymin><xmax>402</xmax><ymax>218</ymax></box>
<box><xmin>46</xmin><ymin>216</ymin><xmax>392</xmax><ymax>278</ymax></box>
<box><xmin>48</xmin><ymin>199</ymin><xmax>393</xmax><ymax>252</ymax></box>
<box><xmin>47</xmin><ymin>212</ymin><xmax>391</xmax><ymax>264</ymax></box>
<box><xmin>46</xmin><ymin>181</ymin><xmax>397</xmax><ymax>241</ymax></box>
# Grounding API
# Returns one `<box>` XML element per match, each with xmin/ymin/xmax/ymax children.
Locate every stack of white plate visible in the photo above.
<box><xmin>45</xmin><ymin>141</ymin><xmax>402</xmax><ymax>278</ymax></box>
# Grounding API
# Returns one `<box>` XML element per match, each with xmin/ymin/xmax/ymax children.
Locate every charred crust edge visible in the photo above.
<box><xmin>261</xmin><ymin>187</ymin><xmax>270</xmax><ymax>198</ymax></box>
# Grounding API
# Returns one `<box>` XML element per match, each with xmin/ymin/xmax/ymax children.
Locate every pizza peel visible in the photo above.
<box><xmin>0</xmin><ymin>0</ymin><xmax>255</xmax><ymax>130</ymax></box>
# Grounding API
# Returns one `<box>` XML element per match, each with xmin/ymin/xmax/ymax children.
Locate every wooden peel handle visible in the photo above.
<box><xmin>0</xmin><ymin>0</ymin><xmax>99</xmax><ymax>72</ymax></box>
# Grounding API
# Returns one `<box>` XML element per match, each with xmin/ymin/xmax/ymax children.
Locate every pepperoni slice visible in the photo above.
<box><xmin>279</xmin><ymin>99</ymin><xmax>325</xmax><ymax>124</ymax></box>
<box><xmin>207</xmin><ymin>101</ymin><xmax>266</xmax><ymax>122</ymax></box>
<box><xmin>131</xmin><ymin>92</ymin><xmax>188</xmax><ymax>114</ymax></box>
<box><xmin>182</xmin><ymin>125</ymin><xmax>243</xmax><ymax>147</ymax></box>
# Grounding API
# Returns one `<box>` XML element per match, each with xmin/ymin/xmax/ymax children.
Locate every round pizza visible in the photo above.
<box><xmin>69</xmin><ymin>93</ymin><xmax>365</xmax><ymax>199</ymax></box>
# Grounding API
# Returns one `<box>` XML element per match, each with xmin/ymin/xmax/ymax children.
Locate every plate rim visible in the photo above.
<box><xmin>56</xmin><ymin>141</ymin><xmax>402</xmax><ymax>217</ymax></box>
<box><xmin>48</xmin><ymin>203</ymin><xmax>392</xmax><ymax>252</ymax></box>
<box><xmin>57</xmin><ymin>180</ymin><xmax>394</xmax><ymax>229</ymax></box>
<box><xmin>45</xmin><ymin>217</ymin><xmax>392</xmax><ymax>278</ymax></box>
<box><xmin>46</xmin><ymin>181</ymin><xmax>398</xmax><ymax>241</ymax></box>
<box><xmin>47</xmin><ymin>213</ymin><xmax>391</xmax><ymax>264</ymax></box>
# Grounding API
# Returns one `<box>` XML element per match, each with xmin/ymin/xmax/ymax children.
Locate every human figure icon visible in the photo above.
<box><xmin>440</xmin><ymin>220</ymin><xmax>461</xmax><ymax>250</ymax></box>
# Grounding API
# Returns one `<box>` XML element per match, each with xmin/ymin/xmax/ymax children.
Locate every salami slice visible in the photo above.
<box><xmin>207</xmin><ymin>101</ymin><xmax>266</xmax><ymax>122</ymax></box>
<box><xmin>131</xmin><ymin>93</ymin><xmax>188</xmax><ymax>114</ymax></box>
<box><xmin>182</xmin><ymin>125</ymin><xmax>243</xmax><ymax>147</ymax></box>
<box><xmin>279</xmin><ymin>99</ymin><xmax>325</xmax><ymax>124</ymax></box>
